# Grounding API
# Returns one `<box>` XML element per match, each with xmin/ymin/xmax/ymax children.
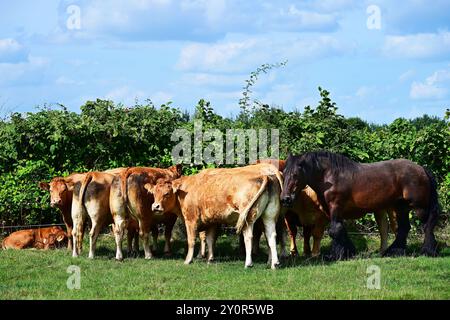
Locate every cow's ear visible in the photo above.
<box><xmin>143</xmin><ymin>183</ymin><xmax>154</xmax><ymax>194</ymax></box>
<box><xmin>39</xmin><ymin>182</ymin><xmax>49</xmax><ymax>190</ymax></box>
<box><xmin>170</xmin><ymin>164</ymin><xmax>183</xmax><ymax>177</ymax></box>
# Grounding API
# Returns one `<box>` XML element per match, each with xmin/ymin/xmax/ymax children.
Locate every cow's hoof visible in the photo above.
<box><xmin>271</xmin><ymin>262</ymin><xmax>281</xmax><ymax>270</ymax></box>
<box><xmin>184</xmin><ymin>260</ymin><xmax>193</xmax><ymax>265</ymax></box>
<box><xmin>244</xmin><ymin>263</ymin><xmax>253</xmax><ymax>269</ymax></box>
<box><xmin>420</xmin><ymin>246</ymin><xmax>438</xmax><ymax>257</ymax></box>
<box><xmin>145</xmin><ymin>256</ymin><xmax>153</xmax><ymax>260</ymax></box>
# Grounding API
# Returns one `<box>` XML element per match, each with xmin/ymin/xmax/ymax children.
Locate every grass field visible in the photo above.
<box><xmin>0</xmin><ymin>231</ymin><xmax>449</xmax><ymax>300</ymax></box>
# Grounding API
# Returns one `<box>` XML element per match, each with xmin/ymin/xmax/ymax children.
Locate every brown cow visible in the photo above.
<box><xmin>39</xmin><ymin>173</ymin><xmax>87</xmax><ymax>251</ymax></box>
<box><xmin>2</xmin><ymin>226</ymin><xmax>67</xmax><ymax>250</ymax></box>
<box><xmin>110</xmin><ymin>165</ymin><xmax>182</xmax><ymax>260</ymax></box>
<box><xmin>146</xmin><ymin>164</ymin><xmax>283</xmax><ymax>269</ymax></box>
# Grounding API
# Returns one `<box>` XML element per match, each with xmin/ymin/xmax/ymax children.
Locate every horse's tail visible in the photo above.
<box><xmin>422</xmin><ymin>167</ymin><xmax>440</xmax><ymax>228</ymax></box>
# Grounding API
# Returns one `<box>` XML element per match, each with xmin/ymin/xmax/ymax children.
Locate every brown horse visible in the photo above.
<box><xmin>280</xmin><ymin>151</ymin><xmax>440</xmax><ymax>260</ymax></box>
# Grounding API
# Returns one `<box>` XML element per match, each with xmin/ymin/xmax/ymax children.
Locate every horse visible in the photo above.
<box><xmin>280</xmin><ymin>151</ymin><xmax>440</xmax><ymax>260</ymax></box>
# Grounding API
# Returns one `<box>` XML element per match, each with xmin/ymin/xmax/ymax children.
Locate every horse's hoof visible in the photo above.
<box><xmin>383</xmin><ymin>247</ymin><xmax>406</xmax><ymax>257</ymax></box>
<box><xmin>271</xmin><ymin>262</ymin><xmax>281</xmax><ymax>270</ymax></box>
<box><xmin>420</xmin><ymin>246</ymin><xmax>438</xmax><ymax>257</ymax></box>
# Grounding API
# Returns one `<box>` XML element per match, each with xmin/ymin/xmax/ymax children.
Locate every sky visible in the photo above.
<box><xmin>0</xmin><ymin>0</ymin><xmax>449</xmax><ymax>124</ymax></box>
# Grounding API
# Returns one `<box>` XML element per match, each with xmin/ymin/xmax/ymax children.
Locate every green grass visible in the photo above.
<box><xmin>0</xmin><ymin>232</ymin><xmax>449</xmax><ymax>300</ymax></box>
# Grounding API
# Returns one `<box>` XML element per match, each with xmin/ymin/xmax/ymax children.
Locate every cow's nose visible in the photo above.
<box><xmin>281</xmin><ymin>196</ymin><xmax>293</xmax><ymax>208</ymax></box>
<box><xmin>152</xmin><ymin>203</ymin><xmax>162</xmax><ymax>212</ymax></box>
<box><xmin>51</xmin><ymin>200</ymin><xmax>62</xmax><ymax>207</ymax></box>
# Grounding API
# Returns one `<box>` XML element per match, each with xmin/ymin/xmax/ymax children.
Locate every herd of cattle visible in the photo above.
<box><xmin>1</xmin><ymin>160</ymin><xmax>397</xmax><ymax>269</ymax></box>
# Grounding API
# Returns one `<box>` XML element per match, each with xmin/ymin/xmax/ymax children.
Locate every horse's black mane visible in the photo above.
<box><xmin>301</xmin><ymin>151</ymin><xmax>359</xmax><ymax>175</ymax></box>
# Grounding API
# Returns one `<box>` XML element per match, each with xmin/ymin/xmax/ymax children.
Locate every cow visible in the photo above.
<box><xmin>146</xmin><ymin>163</ymin><xmax>283</xmax><ymax>269</ymax></box>
<box><xmin>39</xmin><ymin>173</ymin><xmax>87</xmax><ymax>251</ymax></box>
<box><xmin>2</xmin><ymin>226</ymin><xmax>67</xmax><ymax>250</ymax></box>
<box><xmin>71</xmin><ymin>171</ymin><xmax>116</xmax><ymax>258</ymax></box>
<box><xmin>109</xmin><ymin>165</ymin><xmax>182</xmax><ymax>260</ymax></box>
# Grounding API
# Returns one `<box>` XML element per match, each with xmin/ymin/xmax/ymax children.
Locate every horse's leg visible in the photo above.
<box><xmin>375</xmin><ymin>211</ymin><xmax>389</xmax><ymax>254</ymax></box>
<box><xmin>419</xmin><ymin>207</ymin><xmax>439</xmax><ymax>256</ymax></box>
<box><xmin>328</xmin><ymin>212</ymin><xmax>356</xmax><ymax>260</ymax></box>
<box><xmin>383</xmin><ymin>207</ymin><xmax>410</xmax><ymax>257</ymax></box>
<box><xmin>284</xmin><ymin>213</ymin><xmax>299</xmax><ymax>256</ymax></box>
<box><xmin>303</xmin><ymin>225</ymin><xmax>312</xmax><ymax>257</ymax></box>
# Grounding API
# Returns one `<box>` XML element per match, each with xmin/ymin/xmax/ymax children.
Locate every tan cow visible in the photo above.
<box><xmin>39</xmin><ymin>173</ymin><xmax>87</xmax><ymax>251</ymax></box>
<box><xmin>146</xmin><ymin>164</ymin><xmax>283</xmax><ymax>269</ymax></box>
<box><xmin>2</xmin><ymin>226</ymin><xmax>67</xmax><ymax>250</ymax></box>
<box><xmin>72</xmin><ymin>171</ymin><xmax>116</xmax><ymax>258</ymax></box>
<box><xmin>110</xmin><ymin>165</ymin><xmax>182</xmax><ymax>260</ymax></box>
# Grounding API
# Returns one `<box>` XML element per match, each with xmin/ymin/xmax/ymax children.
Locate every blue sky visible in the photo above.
<box><xmin>0</xmin><ymin>1</ymin><xmax>449</xmax><ymax>123</ymax></box>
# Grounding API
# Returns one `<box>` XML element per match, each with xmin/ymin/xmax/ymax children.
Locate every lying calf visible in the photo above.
<box><xmin>2</xmin><ymin>226</ymin><xmax>67</xmax><ymax>250</ymax></box>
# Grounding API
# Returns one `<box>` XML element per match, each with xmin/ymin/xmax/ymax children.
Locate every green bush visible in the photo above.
<box><xmin>0</xmin><ymin>90</ymin><xmax>448</xmax><ymax>229</ymax></box>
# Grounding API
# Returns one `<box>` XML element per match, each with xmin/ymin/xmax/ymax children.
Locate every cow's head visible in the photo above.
<box><xmin>39</xmin><ymin>178</ymin><xmax>73</xmax><ymax>208</ymax></box>
<box><xmin>144</xmin><ymin>179</ymin><xmax>178</xmax><ymax>215</ymax></box>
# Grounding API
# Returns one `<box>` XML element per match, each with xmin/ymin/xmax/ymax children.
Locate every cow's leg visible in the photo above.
<box><xmin>88</xmin><ymin>219</ymin><xmax>102</xmax><ymax>259</ymax></box>
<box><xmin>311</xmin><ymin>223</ymin><xmax>325</xmax><ymax>257</ymax></box>
<box><xmin>263</xmin><ymin>218</ymin><xmax>280</xmax><ymax>269</ymax></box>
<box><xmin>197</xmin><ymin>231</ymin><xmax>207</xmax><ymax>259</ymax></box>
<box><xmin>133</xmin><ymin>231</ymin><xmax>139</xmax><ymax>256</ymax></box>
<box><xmin>242</xmin><ymin>223</ymin><xmax>254</xmax><ymax>268</ymax></box>
<box><xmin>113</xmin><ymin>215</ymin><xmax>126</xmax><ymax>261</ymax></box>
<box><xmin>252</xmin><ymin>221</ymin><xmax>262</xmax><ymax>256</ymax></box>
<box><xmin>303</xmin><ymin>225</ymin><xmax>313</xmax><ymax>257</ymax></box>
<box><xmin>126</xmin><ymin>223</ymin><xmax>133</xmax><ymax>257</ymax></box>
<box><xmin>206</xmin><ymin>226</ymin><xmax>216</xmax><ymax>263</ymax></box>
<box><xmin>150</xmin><ymin>225</ymin><xmax>158</xmax><ymax>254</ymax></box>
<box><xmin>66</xmin><ymin>226</ymin><xmax>73</xmax><ymax>251</ymax></box>
<box><xmin>184</xmin><ymin>221</ymin><xmax>197</xmax><ymax>264</ymax></box>
<box><xmin>142</xmin><ymin>230</ymin><xmax>153</xmax><ymax>259</ymax></box>
<box><xmin>71</xmin><ymin>205</ymin><xmax>86</xmax><ymax>258</ymax></box>
<box><xmin>375</xmin><ymin>211</ymin><xmax>389</xmax><ymax>254</ymax></box>
<box><xmin>163</xmin><ymin>215</ymin><xmax>177</xmax><ymax>255</ymax></box>
<box><xmin>284</xmin><ymin>214</ymin><xmax>298</xmax><ymax>256</ymax></box>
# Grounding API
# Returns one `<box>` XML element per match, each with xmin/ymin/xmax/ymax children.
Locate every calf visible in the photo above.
<box><xmin>110</xmin><ymin>165</ymin><xmax>182</xmax><ymax>260</ymax></box>
<box><xmin>147</xmin><ymin>164</ymin><xmax>283</xmax><ymax>269</ymax></box>
<box><xmin>2</xmin><ymin>226</ymin><xmax>67</xmax><ymax>250</ymax></box>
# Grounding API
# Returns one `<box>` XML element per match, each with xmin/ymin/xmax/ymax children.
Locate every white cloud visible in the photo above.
<box><xmin>383</xmin><ymin>30</ymin><xmax>450</xmax><ymax>59</ymax></box>
<box><xmin>0</xmin><ymin>38</ymin><xmax>28</xmax><ymax>63</ymax></box>
<box><xmin>0</xmin><ymin>55</ymin><xmax>49</xmax><ymax>85</ymax></box>
<box><xmin>104</xmin><ymin>86</ymin><xmax>147</xmax><ymax>105</ymax></box>
<box><xmin>410</xmin><ymin>68</ymin><xmax>450</xmax><ymax>100</ymax></box>
<box><xmin>399</xmin><ymin>70</ymin><xmax>415</xmax><ymax>82</ymax></box>
<box><xmin>53</xmin><ymin>0</ymin><xmax>341</xmax><ymax>42</ymax></box>
<box><xmin>177</xmin><ymin>34</ymin><xmax>353</xmax><ymax>72</ymax></box>
<box><xmin>55</xmin><ymin>76</ymin><xmax>85</xmax><ymax>86</ymax></box>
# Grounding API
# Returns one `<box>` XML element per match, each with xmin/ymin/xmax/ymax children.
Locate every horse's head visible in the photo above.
<box><xmin>281</xmin><ymin>153</ymin><xmax>307</xmax><ymax>207</ymax></box>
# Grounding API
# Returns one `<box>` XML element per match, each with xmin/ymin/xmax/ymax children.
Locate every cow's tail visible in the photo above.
<box><xmin>1</xmin><ymin>238</ymin><xmax>6</xmax><ymax>250</ymax></box>
<box><xmin>422</xmin><ymin>167</ymin><xmax>440</xmax><ymax>229</ymax></box>
<box><xmin>120</xmin><ymin>169</ymin><xmax>131</xmax><ymax>205</ymax></box>
<box><xmin>79</xmin><ymin>172</ymin><xmax>93</xmax><ymax>214</ymax></box>
<box><xmin>236</xmin><ymin>176</ymin><xmax>268</xmax><ymax>234</ymax></box>
<box><xmin>274</xmin><ymin>170</ymin><xmax>283</xmax><ymax>192</ymax></box>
